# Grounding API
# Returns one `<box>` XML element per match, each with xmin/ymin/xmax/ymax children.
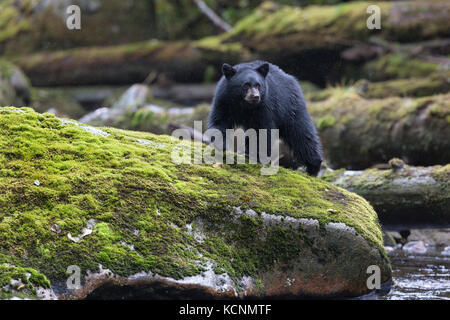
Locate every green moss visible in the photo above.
<box><xmin>431</xmin><ymin>164</ymin><xmax>450</xmax><ymax>186</ymax></box>
<box><xmin>0</xmin><ymin>264</ymin><xmax>50</xmax><ymax>299</ymax></box>
<box><xmin>363</xmin><ymin>54</ymin><xmax>440</xmax><ymax>81</ymax></box>
<box><xmin>355</xmin><ymin>72</ymin><xmax>450</xmax><ymax>99</ymax></box>
<box><xmin>223</xmin><ymin>1</ymin><xmax>450</xmax><ymax>54</ymax></box>
<box><xmin>316</xmin><ymin>114</ymin><xmax>336</xmax><ymax>131</ymax></box>
<box><xmin>225</xmin><ymin>1</ymin><xmax>385</xmax><ymax>52</ymax></box>
<box><xmin>0</xmin><ymin>107</ymin><xmax>385</xmax><ymax>289</ymax></box>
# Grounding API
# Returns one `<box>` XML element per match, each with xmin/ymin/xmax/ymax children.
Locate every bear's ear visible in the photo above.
<box><xmin>256</xmin><ymin>63</ymin><xmax>269</xmax><ymax>77</ymax></box>
<box><xmin>222</xmin><ymin>63</ymin><xmax>236</xmax><ymax>79</ymax></box>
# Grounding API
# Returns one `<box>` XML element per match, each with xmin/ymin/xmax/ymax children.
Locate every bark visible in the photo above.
<box><xmin>192</xmin><ymin>0</ymin><xmax>232</xmax><ymax>32</ymax></box>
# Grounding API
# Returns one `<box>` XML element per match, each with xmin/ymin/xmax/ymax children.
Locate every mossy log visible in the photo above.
<box><xmin>362</xmin><ymin>53</ymin><xmax>448</xmax><ymax>81</ymax></box>
<box><xmin>354</xmin><ymin>71</ymin><xmax>450</xmax><ymax>99</ymax></box>
<box><xmin>0</xmin><ymin>107</ymin><xmax>390</xmax><ymax>299</ymax></box>
<box><xmin>13</xmin><ymin>39</ymin><xmax>252</xmax><ymax>86</ymax></box>
<box><xmin>307</xmin><ymin>72</ymin><xmax>450</xmax><ymax>100</ymax></box>
<box><xmin>322</xmin><ymin>163</ymin><xmax>450</xmax><ymax>228</ymax></box>
<box><xmin>310</xmin><ymin>93</ymin><xmax>450</xmax><ymax>169</ymax></box>
<box><xmin>0</xmin><ymin>0</ymin><xmax>160</xmax><ymax>55</ymax></box>
<box><xmin>224</xmin><ymin>1</ymin><xmax>450</xmax><ymax>54</ymax></box>
<box><xmin>1</xmin><ymin>0</ymin><xmax>334</xmax><ymax>55</ymax></box>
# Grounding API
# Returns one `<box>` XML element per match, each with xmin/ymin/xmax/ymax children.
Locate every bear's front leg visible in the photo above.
<box><xmin>282</xmin><ymin>120</ymin><xmax>322</xmax><ymax>176</ymax></box>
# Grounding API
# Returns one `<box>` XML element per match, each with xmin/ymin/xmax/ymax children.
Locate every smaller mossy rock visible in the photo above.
<box><xmin>382</xmin><ymin>232</ymin><xmax>397</xmax><ymax>248</ymax></box>
<box><xmin>321</xmin><ymin>164</ymin><xmax>450</xmax><ymax>227</ymax></box>
<box><xmin>0</xmin><ymin>60</ymin><xmax>31</xmax><ymax>107</ymax></box>
<box><xmin>0</xmin><ymin>263</ymin><xmax>53</xmax><ymax>300</ymax></box>
<box><xmin>0</xmin><ymin>107</ymin><xmax>390</xmax><ymax>299</ymax></box>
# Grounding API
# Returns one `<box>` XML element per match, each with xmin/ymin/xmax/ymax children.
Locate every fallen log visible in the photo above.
<box><xmin>13</xmin><ymin>39</ymin><xmax>252</xmax><ymax>86</ymax></box>
<box><xmin>309</xmin><ymin>93</ymin><xmax>450</xmax><ymax>169</ymax></box>
<box><xmin>224</xmin><ymin>1</ymin><xmax>450</xmax><ymax>54</ymax></box>
<box><xmin>307</xmin><ymin>72</ymin><xmax>450</xmax><ymax>100</ymax></box>
<box><xmin>321</xmin><ymin>161</ymin><xmax>450</xmax><ymax>228</ymax></box>
<box><xmin>354</xmin><ymin>71</ymin><xmax>450</xmax><ymax>99</ymax></box>
<box><xmin>362</xmin><ymin>53</ymin><xmax>449</xmax><ymax>81</ymax></box>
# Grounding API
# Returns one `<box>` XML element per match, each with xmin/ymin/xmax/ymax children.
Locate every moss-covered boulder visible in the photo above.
<box><xmin>0</xmin><ymin>264</ymin><xmax>54</xmax><ymax>300</ymax></box>
<box><xmin>0</xmin><ymin>107</ymin><xmax>390</xmax><ymax>299</ymax></box>
<box><xmin>0</xmin><ymin>60</ymin><xmax>30</xmax><ymax>107</ymax></box>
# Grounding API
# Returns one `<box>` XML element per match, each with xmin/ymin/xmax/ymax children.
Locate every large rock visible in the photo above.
<box><xmin>0</xmin><ymin>107</ymin><xmax>390</xmax><ymax>299</ymax></box>
<box><xmin>0</xmin><ymin>60</ymin><xmax>30</xmax><ymax>107</ymax></box>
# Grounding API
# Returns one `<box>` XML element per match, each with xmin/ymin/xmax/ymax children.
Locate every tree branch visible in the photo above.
<box><xmin>192</xmin><ymin>0</ymin><xmax>232</xmax><ymax>32</ymax></box>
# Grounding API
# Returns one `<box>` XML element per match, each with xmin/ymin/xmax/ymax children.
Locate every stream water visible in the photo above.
<box><xmin>381</xmin><ymin>247</ymin><xmax>450</xmax><ymax>300</ymax></box>
<box><xmin>374</xmin><ymin>228</ymin><xmax>450</xmax><ymax>300</ymax></box>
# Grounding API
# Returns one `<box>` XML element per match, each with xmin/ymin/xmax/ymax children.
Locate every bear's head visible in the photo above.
<box><xmin>222</xmin><ymin>62</ymin><xmax>269</xmax><ymax>105</ymax></box>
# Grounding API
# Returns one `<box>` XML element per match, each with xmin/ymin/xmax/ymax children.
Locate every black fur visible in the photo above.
<box><xmin>208</xmin><ymin>60</ymin><xmax>323</xmax><ymax>176</ymax></box>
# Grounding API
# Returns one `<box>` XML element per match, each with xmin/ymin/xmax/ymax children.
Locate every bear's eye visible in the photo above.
<box><xmin>243</xmin><ymin>83</ymin><xmax>250</xmax><ymax>90</ymax></box>
<box><xmin>255</xmin><ymin>83</ymin><xmax>260</xmax><ymax>89</ymax></box>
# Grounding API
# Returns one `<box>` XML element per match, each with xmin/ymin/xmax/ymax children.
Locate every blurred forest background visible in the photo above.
<box><xmin>0</xmin><ymin>0</ymin><xmax>449</xmax><ymax>169</ymax></box>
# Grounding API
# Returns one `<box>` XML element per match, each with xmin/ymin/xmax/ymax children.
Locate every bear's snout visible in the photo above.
<box><xmin>245</xmin><ymin>87</ymin><xmax>261</xmax><ymax>104</ymax></box>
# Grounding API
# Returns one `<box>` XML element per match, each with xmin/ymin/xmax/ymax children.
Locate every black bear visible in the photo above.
<box><xmin>208</xmin><ymin>60</ymin><xmax>323</xmax><ymax>176</ymax></box>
